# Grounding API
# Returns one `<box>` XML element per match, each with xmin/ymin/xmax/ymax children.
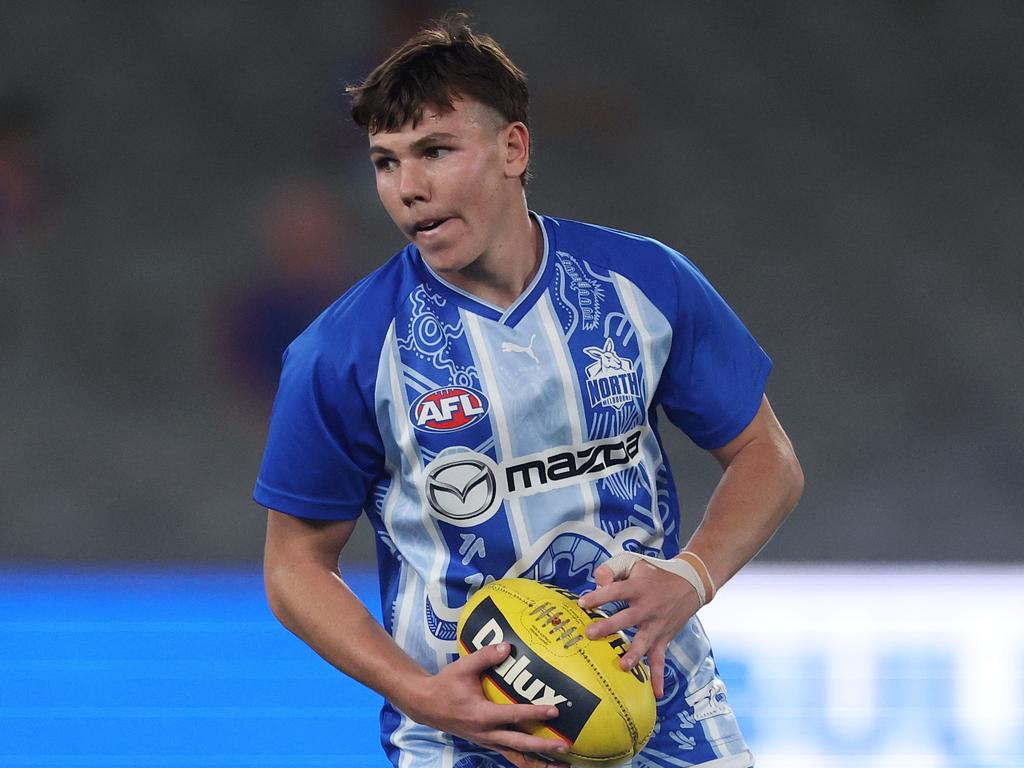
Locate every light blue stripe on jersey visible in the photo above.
<box><xmin>613</xmin><ymin>271</ymin><xmax>675</xmax><ymax>548</ymax></box>
<box><xmin>375</xmin><ymin>324</ymin><xmax>457</xmax><ymax>765</ymax></box>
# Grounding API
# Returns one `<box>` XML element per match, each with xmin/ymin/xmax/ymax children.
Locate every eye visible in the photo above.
<box><xmin>373</xmin><ymin>156</ymin><xmax>397</xmax><ymax>172</ymax></box>
<box><xmin>423</xmin><ymin>146</ymin><xmax>451</xmax><ymax>160</ymax></box>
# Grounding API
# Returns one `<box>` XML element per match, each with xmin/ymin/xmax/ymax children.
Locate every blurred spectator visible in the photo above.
<box><xmin>0</xmin><ymin>92</ymin><xmax>48</xmax><ymax>242</ymax></box>
<box><xmin>1</xmin><ymin>92</ymin><xmax>56</xmax><ymax>358</ymax></box>
<box><xmin>216</xmin><ymin>179</ymin><xmax>352</xmax><ymax>404</ymax></box>
<box><xmin>314</xmin><ymin>0</ymin><xmax>447</xmax><ymax>171</ymax></box>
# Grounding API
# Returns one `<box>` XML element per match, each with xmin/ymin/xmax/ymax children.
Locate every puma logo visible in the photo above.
<box><xmin>501</xmin><ymin>334</ymin><xmax>539</xmax><ymax>364</ymax></box>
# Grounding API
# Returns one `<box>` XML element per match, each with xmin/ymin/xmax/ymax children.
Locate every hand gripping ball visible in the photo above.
<box><xmin>456</xmin><ymin>578</ymin><xmax>656</xmax><ymax>767</ymax></box>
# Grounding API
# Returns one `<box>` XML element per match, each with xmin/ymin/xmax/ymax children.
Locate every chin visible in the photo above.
<box><xmin>420</xmin><ymin>247</ymin><xmax>478</xmax><ymax>275</ymax></box>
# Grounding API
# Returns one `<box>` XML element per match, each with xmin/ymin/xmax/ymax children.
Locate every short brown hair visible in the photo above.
<box><xmin>347</xmin><ymin>12</ymin><xmax>529</xmax><ymax>135</ymax></box>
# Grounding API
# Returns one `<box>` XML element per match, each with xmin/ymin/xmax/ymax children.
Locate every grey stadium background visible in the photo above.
<box><xmin>1</xmin><ymin>0</ymin><xmax>1021</xmax><ymax>565</ymax></box>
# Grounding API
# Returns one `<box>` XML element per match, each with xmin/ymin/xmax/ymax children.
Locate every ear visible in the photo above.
<box><xmin>603</xmin><ymin>338</ymin><xmax>615</xmax><ymax>353</ymax></box>
<box><xmin>502</xmin><ymin>122</ymin><xmax>530</xmax><ymax>179</ymax></box>
<box><xmin>583</xmin><ymin>346</ymin><xmax>603</xmax><ymax>359</ymax></box>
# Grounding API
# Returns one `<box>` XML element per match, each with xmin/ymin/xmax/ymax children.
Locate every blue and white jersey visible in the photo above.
<box><xmin>255</xmin><ymin>214</ymin><xmax>770</xmax><ymax>768</ymax></box>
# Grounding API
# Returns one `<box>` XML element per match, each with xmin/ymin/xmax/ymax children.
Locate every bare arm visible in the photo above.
<box><xmin>689</xmin><ymin>394</ymin><xmax>804</xmax><ymax>588</ymax></box>
<box><xmin>263</xmin><ymin>510</ymin><xmax>568</xmax><ymax>767</ymax></box>
<box><xmin>263</xmin><ymin>513</ymin><xmax>423</xmax><ymax>703</ymax></box>
<box><xmin>580</xmin><ymin>395</ymin><xmax>804</xmax><ymax>696</ymax></box>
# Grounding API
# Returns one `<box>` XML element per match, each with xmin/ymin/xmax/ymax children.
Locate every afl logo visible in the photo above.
<box><xmin>411</xmin><ymin>386</ymin><xmax>489</xmax><ymax>432</ymax></box>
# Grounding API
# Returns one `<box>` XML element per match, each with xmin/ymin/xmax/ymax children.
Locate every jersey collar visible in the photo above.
<box><xmin>415</xmin><ymin>212</ymin><xmax>556</xmax><ymax>327</ymax></box>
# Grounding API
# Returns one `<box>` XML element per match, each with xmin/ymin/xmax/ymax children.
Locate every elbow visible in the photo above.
<box><xmin>790</xmin><ymin>456</ymin><xmax>805</xmax><ymax>509</ymax></box>
<box><xmin>781</xmin><ymin>443</ymin><xmax>805</xmax><ymax>513</ymax></box>
<box><xmin>263</xmin><ymin>554</ymin><xmax>292</xmax><ymax>625</ymax></box>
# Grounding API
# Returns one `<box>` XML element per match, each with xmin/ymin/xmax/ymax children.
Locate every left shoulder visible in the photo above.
<box><xmin>541</xmin><ymin>214</ymin><xmax>676</xmax><ymax>267</ymax></box>
<box><xmin>540</xmin><ymin>214</ymin><xmax>711</xmax><ymax>313</ymax></box>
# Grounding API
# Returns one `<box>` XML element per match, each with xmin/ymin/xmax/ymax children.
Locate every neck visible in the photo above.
<box><xmin>442</xmin><ymin>205</ymin><xmax>543</xmax><ymax>310</ymax></box>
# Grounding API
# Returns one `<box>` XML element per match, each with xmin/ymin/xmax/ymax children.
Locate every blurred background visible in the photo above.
<box><xmin>1</xmin><ymin>1</ymin><xmax>1021</xmax><ymax>766</ymax></box>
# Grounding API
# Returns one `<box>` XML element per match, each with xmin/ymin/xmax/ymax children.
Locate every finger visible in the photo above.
<box><xmin>647</xmin><ymin>644</ymin><xmax>667</xmax><ymax>699</ymax></box>
<box><xmin>578</xmin><ymin>580</ymin><xmax>628</xmax><ymax>611</ymax></box>
<box><xmin>487</xmin><ymin>730</ymin><xmax>572</xmax><ymax>760</ymax></box>
<box><xmin>593</xmin><ymin>563</ymin><xmax>615</xmax><ymax>587</ymax></box>
<box><xmin>496</xmin><ymin>747</ymin><xmax>570</xmax><ymax>768</ymax></box>
<box><xmin>584</xmin><ymin>606</ymin><xmax>639</xmax><ymax>639</ymax></box>
<box><xmin>482</xmin><ymin>702</ymin><xmax>560</xmax><ymax>727</ymax></box>
<box><xmin>458</xmin><ymin>641</ymin><xmax>511</xmax><ymax>673</ymax></box>
<box><xmin>618</xmin><ymin>629</ymin><xmax>652</xmax><ymax>669</ymax></box>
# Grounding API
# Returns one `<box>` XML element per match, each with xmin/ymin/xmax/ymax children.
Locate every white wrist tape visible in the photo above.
<box><xmin>603</xmin><ymin>552</ymin><xmax>713</xmax><ymax>607</ymax></box>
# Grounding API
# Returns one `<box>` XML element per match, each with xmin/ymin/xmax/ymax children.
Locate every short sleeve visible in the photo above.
<box><xmin>656</xmin><ymin>250</ymin><xmax>772</xmax><ymax>450</ymax></box>
<box><xmin>253</xmin><ymin>322</ymin><xmax>385</xmax><ymax>520</ymax></box>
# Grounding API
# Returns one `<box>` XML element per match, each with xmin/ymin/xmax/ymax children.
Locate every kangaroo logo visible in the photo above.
<box><xmin>685</xmin><ymin>678</ymin><xmax>733</xmax><ymax>722</ymax></box>
<box><xmin>583</xmin><ymin>338</ymin><xmax>642</xmax><ymax>410</ymax></box>
<box><xmin>501</xmin><ymin>334</ymin><xmax>539</xmax><ymax>364</ymax></box>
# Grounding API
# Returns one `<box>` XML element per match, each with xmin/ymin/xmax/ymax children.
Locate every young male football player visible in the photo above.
<box><xmin>256</xmin><ymin>14</ymin><xmax>803</xmax><ymax>768</ymax></box>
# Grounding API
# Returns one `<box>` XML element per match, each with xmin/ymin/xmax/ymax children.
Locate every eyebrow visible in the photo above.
<box><xmin>368</xmin><ymin>132</ymin><xmax>459</xmax><ymax>156</ymax></box>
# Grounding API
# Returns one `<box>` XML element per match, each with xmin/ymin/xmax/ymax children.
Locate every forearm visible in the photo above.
<box><xmin>264</xmin><ymin>558</ymin><xmax>430</xmax><ymax>716</ymax></box>
<box><xmin>263</xmin><ymin>511</ymin><xmax>568</xmax><ymax>764</ymax></box>
<box><xmin>683</xmin><ymin>431</ymin><xmax>804</xmax><ymax>592</ymax></box>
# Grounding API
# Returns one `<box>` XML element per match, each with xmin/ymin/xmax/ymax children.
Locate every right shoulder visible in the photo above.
<box><xmin>255</xmin><ymin>249</ymin><xmax>423</xmax><ymax>521</ymax></box>
<box><xmin>285</xmin><ymin>246</ymin><xmax>422</xmax><ymax>373</ymax></box>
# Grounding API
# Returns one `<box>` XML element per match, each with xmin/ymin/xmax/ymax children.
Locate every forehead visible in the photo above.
<box><xmin>367</xmin><ymin>99</ymin><xmax>499</xmax><ymax>150</ymax></box>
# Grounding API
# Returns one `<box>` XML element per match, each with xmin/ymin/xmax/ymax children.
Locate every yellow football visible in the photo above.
<box><xmin>456</xmin><ymin>577</ymin><xmax>656</xmax><ymax>768</ymax></box>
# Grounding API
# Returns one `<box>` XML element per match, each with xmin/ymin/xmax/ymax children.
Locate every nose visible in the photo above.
<box><xmin>399</xmin><ymin>162</ymin><xmax>429</xmax><ymax>207</ymax></box>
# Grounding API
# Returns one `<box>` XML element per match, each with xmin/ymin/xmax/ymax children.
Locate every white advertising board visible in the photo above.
<box><xmin>699</xmin><ymin>565</ymin><xmax>1023</xmax><ymax>767</ymax></box>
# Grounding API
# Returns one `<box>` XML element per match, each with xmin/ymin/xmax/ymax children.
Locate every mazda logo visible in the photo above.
<box><xmin>425</xmin><ymin>456</ymin><xmax>499</xmax><ymax>525</ymax></box>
